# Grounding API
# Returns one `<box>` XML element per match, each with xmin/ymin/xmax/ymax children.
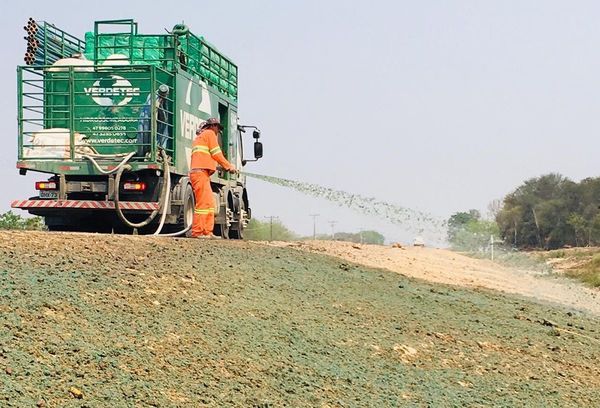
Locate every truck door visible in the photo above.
<box><xmin>218</xmin><ymin>103</ymin><xmax>229</xmax><ymax>159</ymax></box>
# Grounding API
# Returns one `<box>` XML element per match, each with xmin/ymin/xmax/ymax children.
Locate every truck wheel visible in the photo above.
<box><xmin>214</xmin><ymin>222</ymin><xmax>229</xmax><ymax>239</ymax></box>
<box><xmin>229</xmin><ymin>200</ymin><xmax>245</xmax><ymax>240</ymax></box>
<box><xmin>213</xmin><ymin>192</ymin><xmax>231</xmax><ymax>239</ymax></box>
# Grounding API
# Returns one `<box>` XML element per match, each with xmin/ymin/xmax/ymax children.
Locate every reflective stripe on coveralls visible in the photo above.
<box><xmin>190</xmin><ymin>129</ymin><xmax>233</xmax><ymax>172</ymax></box>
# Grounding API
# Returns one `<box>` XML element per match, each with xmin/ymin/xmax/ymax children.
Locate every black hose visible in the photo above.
<box><xmin>97</xmin><ymin>150</ymin><xmax>191</xmax><ymax>237</ymax></box>
<box><xmin>114</xmin><ymin>151</ymin><xmax>169</xmax><ymax>229</ymax></box>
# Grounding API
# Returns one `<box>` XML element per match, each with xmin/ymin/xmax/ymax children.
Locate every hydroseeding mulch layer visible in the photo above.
<box><xmin>0</xmin><ymin>231</ymin><xmax>599</xmax><ymax>407</ymax></box>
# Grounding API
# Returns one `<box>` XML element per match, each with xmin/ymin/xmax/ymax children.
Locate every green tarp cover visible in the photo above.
<box><xmin>83</xmin><ymin>32</ymin><xmax>163</xmax><ymax>66</ymax></box>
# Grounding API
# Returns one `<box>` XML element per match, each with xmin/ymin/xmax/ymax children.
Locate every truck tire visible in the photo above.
<box><xmin>229</xmin><ymin>200</ymin><xmax>245</xmax><ymax>240</ymax></box>
<box><xmin>213</xmin><ymin>189</ymin><xmax>231</xmax><ymax>239</ymax></box>
<box><xmin>214</xmin><ymin>222</ymin><xmax>229</xmax><ymax>239</ymax></box>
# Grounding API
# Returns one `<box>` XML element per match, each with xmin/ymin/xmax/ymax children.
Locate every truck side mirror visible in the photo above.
<box><xmin>254</xmin><ymin>141</ymin><xmax>263</xmax><ymax>159</ymax></box>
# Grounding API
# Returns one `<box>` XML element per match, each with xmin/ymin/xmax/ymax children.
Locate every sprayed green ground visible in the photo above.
<box><xmin>0</xmin><ymin>232</ymin><xmax>599</xmax><ymax>407</ymax></box>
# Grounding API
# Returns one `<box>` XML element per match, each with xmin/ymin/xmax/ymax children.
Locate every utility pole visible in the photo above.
<box><xmin>490</xmin><ymin>235</ymin><xmax>504</xmax><ymax>261</ymax></box>
<box><xmin>328</xmin><ymin>220</ymin><xmax>337</xmax><ymax>240</ymax></box>
<box><xmin>264</xmin><ymin>216</ymin><xmax>278</xmax><ymax>241</ymax></box>
<box><xmin>309</xmin><ymin>214</ymin><xmax>319</xmax><ymax>240</ymax></box>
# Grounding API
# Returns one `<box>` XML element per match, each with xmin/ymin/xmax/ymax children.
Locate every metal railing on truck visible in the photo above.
<box><xmin>87</xmin><ymin>19</ymin><xmax>238</xmax><ymax>100</ymax></box>
<box><xmin>18</xmin><ymin>64</ymin><xmax>175</xmax><ymax>166</ymax></box>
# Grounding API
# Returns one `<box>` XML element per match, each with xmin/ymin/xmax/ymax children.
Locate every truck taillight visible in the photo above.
<box><xmin>123</xmin><ymin>182</ymin><xmax>146</xmax><ymax>191</ymax></box>
<box><xmin>35</xmin><ymin>181</ymin><xmax>57</xmax><ymax>190</ymax></box>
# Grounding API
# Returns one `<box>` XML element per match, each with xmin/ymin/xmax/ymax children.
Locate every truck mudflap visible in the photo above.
<box><xmin>11</xmin><ymin>199</ymin><xmax>159</xmax><ymax>211</ymax></box>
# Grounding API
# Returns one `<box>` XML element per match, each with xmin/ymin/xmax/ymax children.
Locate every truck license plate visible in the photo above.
<box><xmin>39</xmin><ymin>190</ymin><xmax>58</xmax><ymax>199</ymax></box>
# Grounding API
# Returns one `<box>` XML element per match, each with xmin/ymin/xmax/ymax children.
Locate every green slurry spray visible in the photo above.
<box><xmin>243</xmin><ymin>172</ymin><xmax>447</xmax><ymax>244</ymax></box>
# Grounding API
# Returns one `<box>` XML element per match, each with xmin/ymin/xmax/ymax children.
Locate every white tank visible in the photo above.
<box><xmin>47</xmin><ymin>57</ymin><xmax>94</xmax><ymax>72</ymax></box>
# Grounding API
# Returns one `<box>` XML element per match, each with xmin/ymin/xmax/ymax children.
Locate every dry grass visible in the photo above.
<box><xmin>564</xmin><ymin>253</ymin><xmax>600</xmax><ymax>287</ymax></box>
<box><xmin>536</xmin><ymin>248</ymin><xmax>600</xmax><ymax>288</ymax></box>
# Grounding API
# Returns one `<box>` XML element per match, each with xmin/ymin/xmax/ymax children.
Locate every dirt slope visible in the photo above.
<box><xmin>268</xmin><ymin>241</ymin><xmax>600</xmax><ymax>316</ymax></box>
<box><xmin>1</xmin><ymin>232</ymin><xmax>599</xmax><ymax>407</ymax></box>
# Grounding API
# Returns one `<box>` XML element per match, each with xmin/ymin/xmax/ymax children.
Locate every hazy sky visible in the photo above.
<box><xmin>2</xmin><ymin>1</ymin><xmax>600</xmax><ymax>243</ymax></box>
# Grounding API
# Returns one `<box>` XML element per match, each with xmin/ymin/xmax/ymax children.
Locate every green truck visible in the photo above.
<box><xmin>12</xmin><ymin>19</ymin><xmax>263</xmax><ymax>237</ymax></box>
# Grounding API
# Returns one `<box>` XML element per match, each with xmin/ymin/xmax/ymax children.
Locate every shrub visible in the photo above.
<box><xmin>0</xmin><ymin>211</ymin><xmax>45</xmax><ymax>231</ymax></box>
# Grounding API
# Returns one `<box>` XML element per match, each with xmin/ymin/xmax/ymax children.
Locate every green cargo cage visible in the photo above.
<box><xmin>18</xmin><ymin>64</ymin><xmax>175</xmax><ymax>167</ymax></box>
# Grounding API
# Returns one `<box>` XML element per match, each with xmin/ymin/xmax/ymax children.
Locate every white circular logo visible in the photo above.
<box><xmin>85</xmin><ymin>75</ymin><xmax>141</xmax><ymax>106</ymax></box>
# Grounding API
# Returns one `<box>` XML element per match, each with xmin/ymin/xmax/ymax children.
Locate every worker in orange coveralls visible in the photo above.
<box><xmin>190</xmin><ymin>118</ymin><xmax>237</xmax><ymax>238</ymax></box>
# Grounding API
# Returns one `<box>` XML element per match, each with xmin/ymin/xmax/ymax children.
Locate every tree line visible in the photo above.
<box><xmin>448</xmin><ymin>173</ymin><xmax>600</xmax><ymax>250</ymax></box>
<box><xmin>244</xmin><ymin>219</ymin><xmax>385</xmax><ymax>244</ymax></box>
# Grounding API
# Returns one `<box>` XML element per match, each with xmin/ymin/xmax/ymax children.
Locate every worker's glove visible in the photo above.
<box><xmin>228</xmin><ymin>167</ymin><xmax>239</xmax><ymax>175</ymax></box>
